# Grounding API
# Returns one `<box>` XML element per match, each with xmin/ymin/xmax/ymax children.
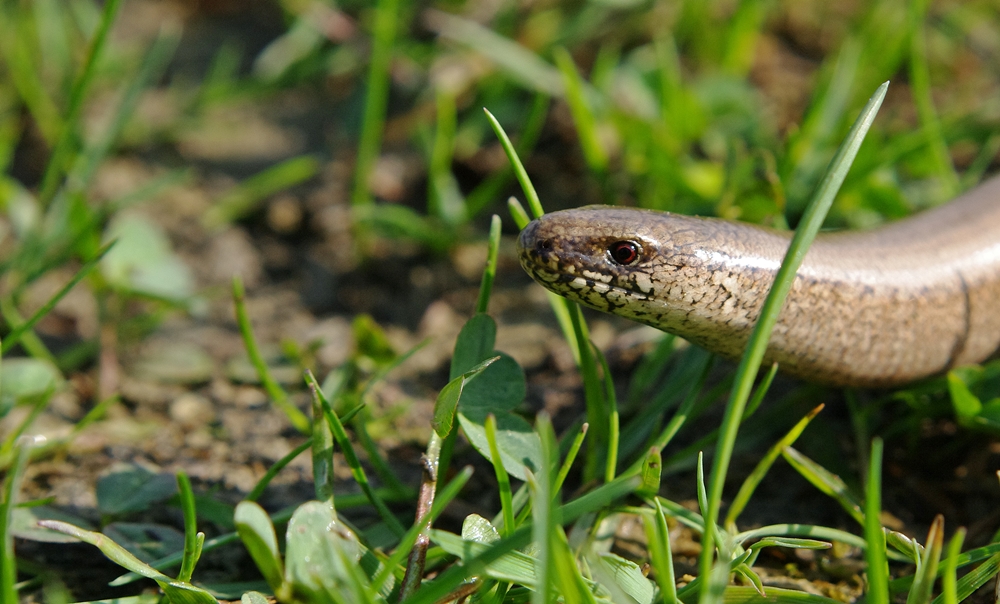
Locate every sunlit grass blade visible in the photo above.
<box><xmin>305</xmin><ymin>369</ymin><xmax>405</xmax><ymax>537</ymax></box>
<box><xmin>553</xmin><ymin>423</ymin><xmax>587</xmax><ymax>495</ymax></box>
<box><xmin>174</xmin><ymin>472</ymin><xmax>203</xmax><ymax>584</ymax></box>
<box><xmin>312</xmin><ymin>381</ymin><xmax>336</xmax><ymax>502</ymax></box>
<box><xmin>476</xmin><ymin>215</ymin><xmax>502</xmax><ymax>314</ymax></box>
<box><xmin>698</xmin><ymin>82</ymin><xmax>888</xmax><ymax>604</ymax></box>
<box><xmin>647</xmin><ymin>499</ymin><xmax>678</xmax><ymax>604</ymax></box>
<box><xmin>232</xmin><ymin>276</ymin><xmax>310</xmax><ymax>433</ymax></box>
<box><xmin>530</xmin><ymin>413</ymin><xmax>558</xmax><ymax>604</ymax></box>
<box><xmin>735</xmin><ymin>524</ymin><xmax>867</xmax><ymax>552</ymax></box>
<box><xmin>373</xmin><ymin>466</ymin><xmax>473</xmax><ymax>591</ymax></box>
<box><xmin>466</xmin><ymin>94</ymin><xmax>549</xmax><ymax>217</ymax></box>
<box><xmin>567</xmin><ymin>305</ymin><xmax>608</xmax><ymax>481</ymax></box>
<box><xmin>653</xmin><ymin>496</ymin><xmax>705</xmax><ymax>534</ymax></box>
<box><xmin>485</xmin><ymin>414</ymin><xmax>514</xmax><ymax>537</ymax></box>
<box><xmin>929</xmin><ymin>553</ymin><xmax>1000</xmax><ymax>604</ymax></box>
<box><xmin>593</xmin><ymin>345</ymin><xmax>620</xmax><ymax>482</ymax></box>
<box><xmin>906</xmin><ymin>515</ymin><xmax>944</xmax><ymax>604</ymax></box>
<box><xmin>638</xmin><ymin>447</ymin><xmax>661</xmax><ymax>497</ymax></box>
<box><xmin>941</xmin><ymin>528</ymin><xmax>966</xmax><ymax>604</ymax></box>
<box><xmin>351</xmin><ymin>0</ymin><xmax>400</xmax><ymax>207</ymax></box>
<box><xmin>726</xmin><ymin>404</ymin><xmax>825</xmax><ymax>529</ymax></box>
<box><xmin>233</xmin><ymin>501</ymin><xmax>285</xmax><ymax>597</ymax></box>
<box><xmin>782</xmin><ymin>445</ymin><xmax>864</xmax><ymax>525</ymax></box>
<box><xmin>486</xmin><ymin>109</ymin><xmax>542</xmax><ymax>219</ymax></box>
<box><xmin>864</xmin><ymin>438</ymin><xmax>888</xmax><ymax>604</ymax></box>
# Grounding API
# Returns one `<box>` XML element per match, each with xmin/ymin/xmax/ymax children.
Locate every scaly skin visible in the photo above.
<box><xmin>517</xmin><ymin>176</ymin><xmax>1000</xmax><ymax>387</ymax></box>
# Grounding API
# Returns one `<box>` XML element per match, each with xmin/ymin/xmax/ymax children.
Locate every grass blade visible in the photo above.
<box><xmin>553</xmin><ymin>47</ymin><xmax>607</xmax><ymax>173</ymax></box>
<box><xmin>231</xmin><ymin>276</ymin><xmax>310</xmax><ymax>433</ymax></box>
<box><xmin>486</xmin><ymin>414</ymin><xmax>515</xmax><ymax>537</ymax></box>
<box><xmin>2</xmin><ymin>241</ymin><xmax>115</xmax><ymax>355</ymax></box>
<box><xmin>726</xmin><ymin>404</ymin><xmax>825</xmax><ymax>529</ymax></box>
<box><xmin>698</xmin><ymin>82</ymin><xmax>888</xmax><ymax>604</ymax></box>
<box><xmin>39</xmin><ymin>0</ymin><xmax>124</xmax><ymax>203</ymax></box>
<box><xmin>941</xmin><ymin>528</ymin><xmax>966</xmax><ymax>604</ymax></box>
<box><xmin>476</xmin><ymin>215</ymin><xmax>502</xmax><ymax>314</ymax></box>
<box><xmin>351</xmin><ymin>0</ymin><xmax>400</xmax><ymax>206</ymax></box>
<box><xmin>305</xmin><ymin>370</ymin><xmax>405</xmax><ymax>537</ymax></box>
<box><xmin>864</xmin><ymin>438</ymin><xmax>888</xmax><ymax>604</ymax></box>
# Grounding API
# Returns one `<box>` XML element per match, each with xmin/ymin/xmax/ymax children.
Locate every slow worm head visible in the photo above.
<box><xmin>517</xmin><ymin>177</ymin><xmax>1000</xmax><ymax>387</ymax></box>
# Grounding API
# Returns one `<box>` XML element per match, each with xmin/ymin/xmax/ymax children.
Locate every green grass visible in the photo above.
<box><xmin>2</xmin><ymin>0</ymin><xmax>999</xmax><ymax>602</ymax></box>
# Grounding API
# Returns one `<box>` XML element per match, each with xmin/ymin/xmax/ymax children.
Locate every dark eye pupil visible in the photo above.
<box><xmin>609</xmin><ymin>241</ymin><xmax>639</xmax><ymax>265</ymax></box>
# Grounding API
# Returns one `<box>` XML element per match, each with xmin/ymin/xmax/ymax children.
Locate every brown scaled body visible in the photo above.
<box><xmin>517</xmin><ymin>176</ymin><xmax>1000</xmax><ymax>387</ymax></box>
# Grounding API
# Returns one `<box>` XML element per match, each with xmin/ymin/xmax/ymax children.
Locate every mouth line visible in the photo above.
<box><xmin>521</xmin><ymin>256</ymin><xmax>652</xmax><ymax>302</ymax></box>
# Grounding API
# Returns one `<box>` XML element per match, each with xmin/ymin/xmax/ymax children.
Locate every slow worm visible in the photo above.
<box><xmin>517</xmin><ymin>176</ymin><xmax>1000</xmax><ymax>387</ymax></box>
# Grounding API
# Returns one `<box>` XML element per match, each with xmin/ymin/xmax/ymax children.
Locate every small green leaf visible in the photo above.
<box><xmin>458</xmin><ymin>352</ymin><xmax>526</xmax><ymax>413</ymax></box>
<box><xmin>433</xmin><ymin>356</ymin><xmax>498</xmax><ymax>437</ymax></box>
<box><xmin>0</xmin><ymin>358</ymin><xmax>62</xmax><ymax>408</ymax></box>
<box><xmin>948</xmin><ymin>371</ymin><xmax>982</xmax><ymax>423</ymax></box>
<box><xmin>234</xmin><ymin>501</ymin><xmax>284</xmax><ymax>594</ymax></box>
<box><xmin>461</xmin><ymin>514</ymin><xmax>501</xmax><ymax>544</ymax></box>
<box><xmin>101</xmin><ymin>212</ymin><xmax>194</xmax><ymax>301</ymax></box>
<box><xmin>458</xmin><ymin>408</ymin><xmax>541</xmax><ymax>481</ymax></box>
<box><xmin>241</xmin><ymin>591</ymin><xmax>272</xmax><ymax>604</ymax></box>
<box><xmin>450</xmin><ymin>313</ymin><xmax>497</xmax><ymax>378</ymax></box>
<box><xmin>97</xmin><ymin>466</ymin><xmax>178</xmax><ymax>515</ymax></box>
<box><xmin>284</xmin><ymin>500</ymin><xmax>367</xmax><ymax>598</ymax></box>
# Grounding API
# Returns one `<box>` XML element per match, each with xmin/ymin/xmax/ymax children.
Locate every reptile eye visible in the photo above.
<box><xmin>608</xmin><ymin>241</ymin><xmax>640</xmax><ymax>265</ymax></box>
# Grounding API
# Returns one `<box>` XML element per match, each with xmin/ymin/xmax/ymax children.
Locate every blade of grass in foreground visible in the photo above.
<box><xmin>865</xmin><ymin>438</ymin><xmax>889</xmax><ymax>604</ymax></box>
<box><xmin>698</xmin><ymin>81</ymin><xmax>889</xmax><ymax>604</ymax></box>
<box><xmin>489</xmin><ymin>109</ymin><xmax>607</xmax><ymax>480</ymax></box>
